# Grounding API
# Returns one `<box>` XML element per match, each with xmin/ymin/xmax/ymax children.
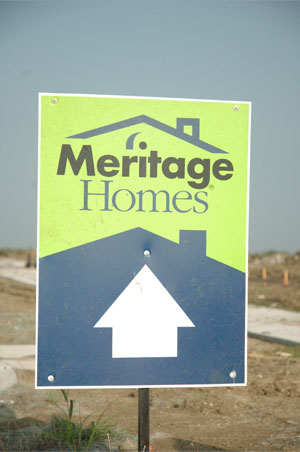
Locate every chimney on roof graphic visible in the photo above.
<box><xmin>176</xmin><ymin>118</ymin><xmax>200</xmax><ymax>140</ymax></box>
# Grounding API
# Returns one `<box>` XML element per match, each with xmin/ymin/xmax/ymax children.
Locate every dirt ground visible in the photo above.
<box><xmin>248</xmin><ymin>252</ymin><xmax>300</xmax><ymax>312</ymax></box>
<box><xmin>0</xmin><ymin>251</ymin><xmax>300</xmax><ymax>451</ymax></box>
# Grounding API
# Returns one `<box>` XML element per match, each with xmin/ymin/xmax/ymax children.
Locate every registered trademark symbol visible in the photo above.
<box><xmin>139</xmin><ymin>141</ymin><xmax>147</xmax><ymax>150</ymax></box>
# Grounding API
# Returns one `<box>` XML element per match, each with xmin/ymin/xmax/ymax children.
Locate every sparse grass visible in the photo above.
<box><xmin>44</xmin><ymin>390</ymin><xmax>60</xmax><ymax>405</ymax></box>
<box><xmin>0</xmin><ymin>390</ymin><xmax>115</xmax><ymax>451</ymax></box>
<box><xmin>262</xmin><ymin>344</ymin><xmax>300</xmax><ymax>359</ymax></box>
<box><xmin>43</xmin><ymin>389</ymin><xmax>114</xmax><ymax>451</ymax></box>
<box><xmin>276</xmin><ymin>345</ymin><xmax>300</xmax><ymax>359</ymax></box>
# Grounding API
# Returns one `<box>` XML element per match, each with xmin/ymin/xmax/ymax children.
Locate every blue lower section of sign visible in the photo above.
<box><xmin>37</xmin><ymin>228</ymin><xmax>246</xmax><ymax>387</ymax></box>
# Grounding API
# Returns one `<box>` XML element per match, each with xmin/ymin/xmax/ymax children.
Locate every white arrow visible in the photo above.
<box><xmin>94</xmin><ymin>265</ymin><xmax>195</xmax><ymax>358</ymax></box>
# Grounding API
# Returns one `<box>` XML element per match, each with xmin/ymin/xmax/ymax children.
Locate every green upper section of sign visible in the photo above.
<box><xmin>39</xmin><ymin>94</ymin><xmax>250</xmax><ymax>272</ymax></box>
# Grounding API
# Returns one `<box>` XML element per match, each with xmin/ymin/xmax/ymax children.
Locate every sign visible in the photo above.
<box><xmin>37</xmin><ymin>94</ymin><xmax>251</xmax><ymax>388</ymax></box>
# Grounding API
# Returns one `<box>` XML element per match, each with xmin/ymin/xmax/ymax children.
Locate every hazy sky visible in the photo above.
<box><xmin>0</xmin><ymin>0</ymin><xmax>299</xmax><ymax>253</ymax></box>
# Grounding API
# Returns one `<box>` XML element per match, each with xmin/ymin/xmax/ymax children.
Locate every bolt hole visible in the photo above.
<box><xmin>139</xmin><ymin>141</ymin><xmax>147</xmax><ymax>150</ymax></box>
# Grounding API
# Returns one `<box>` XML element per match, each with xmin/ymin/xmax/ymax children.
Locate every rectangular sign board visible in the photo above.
<box><xmin>37</xmin><ymin>94</ymin><xmax>251</xmax><ymax>388</ymax></box>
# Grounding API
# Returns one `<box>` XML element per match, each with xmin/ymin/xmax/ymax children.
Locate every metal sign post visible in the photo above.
<box><xmin>138</xmin><ymin>388</ymin><xmax>150</xmax><ymax>452</ymax></box>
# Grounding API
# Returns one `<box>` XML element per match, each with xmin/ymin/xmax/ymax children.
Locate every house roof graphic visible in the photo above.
<box><xmin>67</xmin><ymin>115</ymin><xmax>228</xmax><ymax>154</ymax></box>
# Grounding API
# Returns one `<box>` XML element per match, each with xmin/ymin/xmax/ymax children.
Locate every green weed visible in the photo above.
<box><xmin>42</xmin><ymin>389</ymin><xmax>114</xmax><ymax>451</ymax></box>
<box><xmin>0</xmin><ymin>390</ymin><xmax>115</xmax><ymax>451</ymax></box>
